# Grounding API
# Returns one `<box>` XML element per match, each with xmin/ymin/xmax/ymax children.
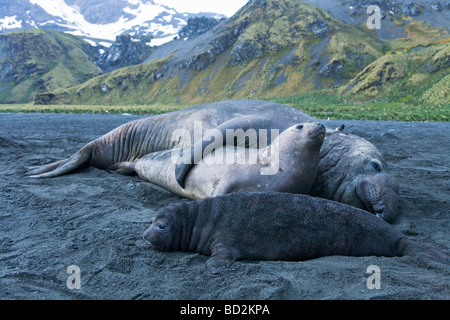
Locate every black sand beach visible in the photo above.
<box><xmin>0</xmin><ymin>112</ymin><xmax>448</xmax><ymax>300</ymax></box>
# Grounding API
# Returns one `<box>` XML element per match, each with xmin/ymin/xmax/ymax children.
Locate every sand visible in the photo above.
<box><xmin>0</xmin><ymin>112</ymin><xmax>448</xmax><ymax>300</ymax></box>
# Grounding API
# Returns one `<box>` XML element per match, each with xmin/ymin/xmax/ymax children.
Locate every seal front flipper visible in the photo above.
<box><xmin>107</xmin><ymin>161</ymin><xmax>137</xmax><ymax>176</ymax></box>
<box><xmin>206</xmin><ymin>243</ymin><xmax>239</xmax><ymax>275</ymax></box>
<box><xmin>175</xmin><ymin>116</ymin><xmax>272</xmax><ymax>188</ymax></box>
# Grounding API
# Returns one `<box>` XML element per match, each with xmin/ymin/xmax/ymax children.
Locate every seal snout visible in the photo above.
<box><xmin>142</xmin><ymin>228</ymin><xmax>154</xmax><ymax>247</ymax></box>
<box><xmin>309</xmin><ymin>122</ymin><xmax>326</xmax><ymax>140</ymax></box>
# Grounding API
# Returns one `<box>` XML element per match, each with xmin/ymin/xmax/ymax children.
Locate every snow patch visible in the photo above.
<box><xmin>126</xmin><ymin>0</ymin><xmax>141</xmax><ymax>5</ymax></box>
<box><xmin>174</xmin><ymin>17</ymin><xmax>187</xmax><ymax>25</ymax></box>
<box><xmin>0</xmin><ymin>15</ymin><xmax>23</xmax><ymax>31</ymax></box>
<box><xmin>12</xmin><ymin>0</ymin><xmax>220</xmax><ymax>47</ymax></box>
<box><xmin>38</xmin><ymin>20</ymin><xmax>56</xmax><ymax>26</ymax></box>
<box><xmin>162</xmin><ymin>15</ymin><xmax>173</xmax><ymax>23</ymax></box>
<box><xmin>83</xmin><ymin>38</ymin><xmax>97</xmax><ymax>46</ymax></box>
<box><xmin>29</xmin><ymin>0</ymin><xmax>180</xmax><ymax>42</ymax></box>
<box><xmin>150</xmin><ymin>35</ymin><xmax>176</xmax><ymax>46</ymax></box>
<box><xmin>99</xmin><ymin>41</ymin><xmax>113</xmax><ymax>48</ymax></box>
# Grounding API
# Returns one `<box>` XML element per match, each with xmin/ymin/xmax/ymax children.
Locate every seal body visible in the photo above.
<box><xmin>142</xmin><ymin>192</ymin><xmax>431</xmax><ymax>274</ymax></box>
<box><xmin>28</xmin><ymin>99</ymin><xmax>399</xmax><ymax>221</ymax></box>
<box><xmin>111</xmin><ymin>123</ymin><xmax>325</xmax><ymax>199</ymax></box>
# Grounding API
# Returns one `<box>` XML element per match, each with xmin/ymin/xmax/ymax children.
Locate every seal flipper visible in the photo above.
<box><xmin>26</xmin><ymin>159</ymin><xmax>66</xmax><ymax>175</ymax></box>
<box><xmin>399</xmin><ymin>238</ymin><xmax>450</xmax><ymax>271</ymax></box>
<box><xmin>27</xmin><ymin>144</ymin><xmax>92</xmax><ymax>178</ymax></box>
<box><xmin>175</xmin><ymin>116</ymin><xmax>271</xmax><ymax>188</ymax></box>
<box><xmin>206</xmin><ymin>243</ymin><xmax>238</xmax><ymax>274</ymax></box>
<box><xmin>107</xmin><ymin>161</ymin><xmax>137</xmax><ymax>176</ymax></box>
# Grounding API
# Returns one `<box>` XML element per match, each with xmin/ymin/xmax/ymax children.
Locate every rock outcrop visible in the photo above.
<box><xmin>96</xmin><ymin>34</ymin><xmax>153</xmax><ymax>73</ymax></box>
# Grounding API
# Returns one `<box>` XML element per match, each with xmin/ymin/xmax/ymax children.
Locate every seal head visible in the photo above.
<box><xmin>143</xmin><ymin>213</ymin><xmax>179</xmax><ymax>252</ymax></box>
<box><xmin>142</xmin><ymin>203</ymin><xmax>192</xmax><ymax>252</ymax></box>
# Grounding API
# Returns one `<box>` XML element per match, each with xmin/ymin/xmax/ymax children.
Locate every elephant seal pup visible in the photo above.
<box><xmin>110</xmin><ymin>123</ymin><xmax>325</xmax><ymax>199</ymax></box>
<box><xmin>143</xmin><ymin>192</ymin><xmax>448</xmax><ymax>274</ymax></box>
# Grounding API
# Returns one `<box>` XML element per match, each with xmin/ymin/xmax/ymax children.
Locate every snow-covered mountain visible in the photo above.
<box><xmin>0</xmin><ymin>0</ymin><xmax>225</xmax><ymax>46</ymax></box>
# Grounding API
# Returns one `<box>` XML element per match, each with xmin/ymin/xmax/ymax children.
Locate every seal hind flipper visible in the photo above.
<box><xmin>28</xmin><ymin>145</ymin><xmax>92</xmax><ymax>178</ymax></box>
<box><xmin>26</xmin><ymin>159</ymin><xmax>66</xmax><ymax>175</ymax></box>
<box><xmin>107</xmin><ymin>161</ymin><xmax>137</xmax><ymax>176</ymax></box>
<box><xmin>206</xmin><ymin>256</ymin><xmax>236</xmax><ymax>275</ymax></box>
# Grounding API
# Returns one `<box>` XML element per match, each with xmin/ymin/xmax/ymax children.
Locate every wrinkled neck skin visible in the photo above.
<box><xmin>282</xmin><ymin>140</ymin><xmax>322</xmax><ymax>194</ymax></box>
<box><xmin>260</xmin><ymin>127</ymin><xmax>323</xmax><ymax>194</ymax></box>
<box><xmin>312</xmin><ymin>131</ymin><xmax>399</xmax><ymax>222</ymax></box>
<box><xmin>170</xmin><ymin>202</ymin><xmax>215</xmax><ymax>255</ymax></box>
<box><xmin>322</xmin><ymin>172</ymin><xmax>399</xmax><ymax>223</ymax></box>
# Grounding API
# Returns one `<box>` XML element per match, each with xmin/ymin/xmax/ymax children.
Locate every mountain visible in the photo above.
<box><xmin>0</xmin><ymin>28</ymin><xmax>101</xmax><ymax>103</ymax></box>
<box><xmin>0</xmin><ymin>0</ymin><xmax>225</xmax><ymax>46</ymax></box>
<box><xmin>0</xmin><ymin>0</ymin><xmax>227</xmax><ymax>103</ymax></box>
<box><xmin>34</xmin><ymin>0</ymin><xmax>449</xmax><ymax>107</ymax></box>
<box><xmin>302</xmin><ymin>1</ymin><xmax>449</xmax><ymax>35</ymax></box>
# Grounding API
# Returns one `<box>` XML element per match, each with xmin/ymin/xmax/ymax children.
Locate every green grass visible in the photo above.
<box><xmin>270</xmin><ymin>91</ymin><xmax>449</xmax><ymax>121</ymax></box>
<box><xmin>0</xmin><ymin>103</ymin><xmax>187</xmax><ymax>115</ymax></box>
<box><xmin>2</xmin><ymin>91</ymin><xmax>448</xmax><ymax>121</ymax></box>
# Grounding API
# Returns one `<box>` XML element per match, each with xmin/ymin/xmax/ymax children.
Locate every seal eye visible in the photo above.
<box><xmin>370</xmin><ymin>161</ymin><xmax>382</xmax><ymax>172</ymax></box>
<box><xmin>295</xmin><ymin>124</ymin><xmax>304</xmax><ymax>130</ymax></box>
<box><xmin>158</xmin><ymin>224</ymin><xmax>166</xmax><ymax>231</ymax></box>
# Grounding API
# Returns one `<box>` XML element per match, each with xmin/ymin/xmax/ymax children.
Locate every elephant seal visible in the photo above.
<box><xmin>142</xmin><ymin>192</ymin><xmax>448</xmax><ymax>274</ymax></box>
<box><xmin>311</xmin><ymin>129</ymin><xmax>399</xmax><ymax>223</ymax></box>
<box><xmin>27</xmin><ymin>99</ymin><xmax>399</xmax><ymax>221</ymax></box>
<box><xmin>108</xmin><ymin>123</ymin><xmax>325</xmax><ymax>199</ymax></box>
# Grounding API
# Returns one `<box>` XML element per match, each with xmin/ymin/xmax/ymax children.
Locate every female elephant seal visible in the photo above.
<box><xmin>109</xmin><ymin>123</ymin><xmax>325</xmax><ymax>199</ymax></box>
<box><xmin>143</xmin><ymin>192</ymin><xmax>448</xmax><ymax>274</ymax></box>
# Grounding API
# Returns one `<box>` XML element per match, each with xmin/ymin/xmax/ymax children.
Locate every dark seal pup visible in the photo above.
<box><xmin>142</xmin><ymin>192</ymin><xmax>448</xmax><ymax>274</ymax></box>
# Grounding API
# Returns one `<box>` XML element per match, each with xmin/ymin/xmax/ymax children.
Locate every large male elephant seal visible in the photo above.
<box><xmin>108</xmin><ymin>123</ymin><xmax>325</xmax><ymax>199</ymax></box>
<box><xmin>311</xmin><ymin>127</ymin><xmax>399</xmax><ymax>222</ymax></box>
<box><xmin>27</xmin><ymin>99</ymin><xmax>399</xmax><ymax>222</ymax></box>
<box><xmin>142</xmin><ymin>192</ymin><xmax>448</xmax><ymax>274</ymax></box>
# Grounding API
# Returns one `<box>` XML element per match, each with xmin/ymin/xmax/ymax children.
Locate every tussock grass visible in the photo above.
<box><xmin>2</xmin><ymin>91</ymin><xmax>448</xmax><ymax>121</ymax></box>
<box><xmin>270</xmin><ymin>91</ymin><xmax>449</xmax><ymax>121</ymax></box>
<box><xmin>0</xmin><ymin>103</ymin><xmax>187</xmax><ymax>115</ymax></box>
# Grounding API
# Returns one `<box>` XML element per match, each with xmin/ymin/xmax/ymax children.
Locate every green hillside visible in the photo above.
<box><xmin>25</xmin><ymin>0</ymin><xmax>450</xmax><ymax>114</ymax></box>
<box><xmin>0</xmin><ymin>29</ymin><xmax>101</xmax><ymax>103</ymax></box>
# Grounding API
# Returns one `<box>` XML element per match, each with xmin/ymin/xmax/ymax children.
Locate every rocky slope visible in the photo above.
<box><xmin>96</xmin><ymin>34</ymin><xmax>154</xmax><ymax>73</ymax></box>
<box><xmin>0</xmin><ymin>6</ymin><xmax>226</xmax><ymax>103</ymax></box>
<box><xmin>0</xmin><ymin>29</ymin><xmax>100</xmax><ymax>103</ymax></box>
<box><xmin>34</xmin><ymin>0</ymin><xmax>448</xmax><ymax>107</ymax></box>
